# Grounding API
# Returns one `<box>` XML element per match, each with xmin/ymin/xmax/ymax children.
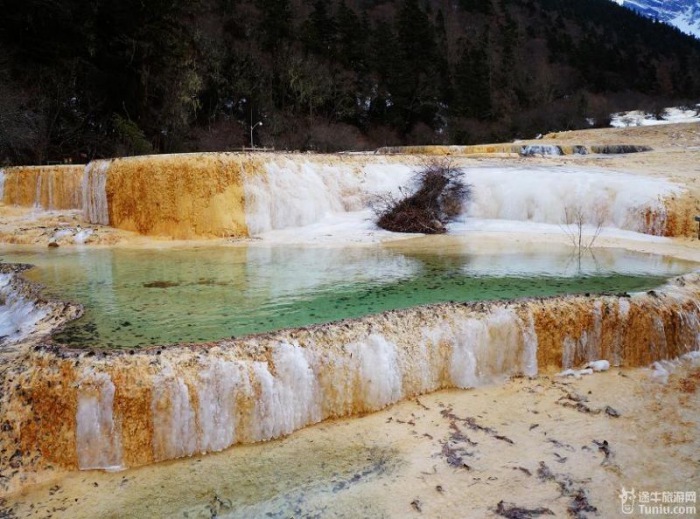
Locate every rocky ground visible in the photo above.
<box><xmin>1</xmin><ymin>358</ymin><xmax>698</xmax><ymax>518</ymax></box>
<box><xmin>0</xmin><ymin>208</ymin><xmax>129</xmax><ymax>247</ymax></box>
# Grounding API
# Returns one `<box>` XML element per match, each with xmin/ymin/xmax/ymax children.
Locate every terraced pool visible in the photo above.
<box><xmin>1</xmin><ymin>240</ymin><xmax>696</xmax><ymax>349</ymax></box>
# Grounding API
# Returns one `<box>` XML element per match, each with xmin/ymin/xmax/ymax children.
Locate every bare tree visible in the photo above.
<box><xmin>561</xmin><ymin>203</ymin><xmax>607</xmax><ymax>250</ymax></box>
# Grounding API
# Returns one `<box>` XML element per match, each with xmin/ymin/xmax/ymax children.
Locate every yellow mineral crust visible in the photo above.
<box><xmin>103</xmin><ymin>153</ymin><xmax>256</xmax><ymax>239</ymax></box>
<box><xmin>1</xmin><ymin>165</ymin><xmax>83</xmax><ymax>210</ymax></box>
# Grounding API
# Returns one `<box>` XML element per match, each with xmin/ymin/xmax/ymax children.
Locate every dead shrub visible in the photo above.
<box><xmin>372</xmin><ymin>160</ymin><xmax>472</xmax><ymax>234</ymax></box>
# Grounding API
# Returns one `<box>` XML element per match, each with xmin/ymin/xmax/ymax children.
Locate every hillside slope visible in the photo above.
<box><xmin>613</xmin><ymin>0</ymin><xmax>700</xmax><ymax>38</ymax></box>
<box><xmin>1</xmin><ymin>0</ymin><xmax>699</xmax><ymax>163</ymax></box>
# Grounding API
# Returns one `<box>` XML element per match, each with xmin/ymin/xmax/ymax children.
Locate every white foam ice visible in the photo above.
<box><xmin>346</xmin><ymin>334</ymin><xmax>403</xmax><ymax>410</ymax></box>
<box><xmin>73</xmin><ymin>228</ymin><xmax>94</xmax><ymax>244</ymax></box>
<box><xmin>83</xmin><ymin>160</ymin><xmax>110</xmax><ymax>225</ymax></box>
<box><xmin>557</xmin><ymin>368</ymin><xmax>594</xmax><ymax>378</ymax></box>
<box><xmin>243</xmin><ymin>161</ymin><xmax>682</xmax><ymax>243</ymax></box>
<box><xmin>0</xmin><ymin>168</ymin><xmax>5</xmax><ymax>203</ymax></box>
<box><xmin>649</xmin><ymin>349</ymin><xmax>700</xmax><ymax>385</ymax></box>
<box><xmin>48</xmin><ymin>227</ymin><xmax>95</xmax><ymax>245</ymax></box>
<box><xmin>586</xmin><ymin>360</ymin><xmax>611</xmax><ymax>372</ymax></box>
<box><xmin>76</xmin><ymin>371</ymin><xmax>123</xmax><ymax>470</ymax></box>
<box><xmin>52</xmin><ymin>229</ymin><xmax>74</xmax><ymax>241</ymax></box>
<box><xmin>0</xmin><ymin>272</ymin><xmax>50</xmax><ymax>346</ymax></box>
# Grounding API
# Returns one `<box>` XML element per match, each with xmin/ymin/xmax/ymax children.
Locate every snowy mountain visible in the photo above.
<box><xmin>611</xmin><ymin>0</ymin><xmax>700</xmax><ymax>39</ymax></box>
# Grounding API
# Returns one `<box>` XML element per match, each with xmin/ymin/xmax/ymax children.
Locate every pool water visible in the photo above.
<box><xmin>1</xmin><ymin>241</ymin><xmax>696</xmax><ymax>349</ymax></box>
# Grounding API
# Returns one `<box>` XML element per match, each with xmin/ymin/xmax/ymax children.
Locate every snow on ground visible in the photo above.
<box><xmin>253</xmin><ymin>209</ymin><xmax>419</xmax><ymax>245</ymax></box>
<box><xmin>611</xmin><ymin>105</ymin><xmax>700</xmax><ymax>128</ymax></box>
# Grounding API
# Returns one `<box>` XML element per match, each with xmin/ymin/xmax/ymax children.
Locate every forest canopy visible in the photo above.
<box><xmin>1</xmin><ymin>0</ymin><xmax>699</xmax><ymax>164</ymax></box>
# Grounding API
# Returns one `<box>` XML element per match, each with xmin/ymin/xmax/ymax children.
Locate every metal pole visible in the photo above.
<box><xmin>250</xmin><ymin>121</ymin><xmax>262</xmax><ymax>149</ymax></box>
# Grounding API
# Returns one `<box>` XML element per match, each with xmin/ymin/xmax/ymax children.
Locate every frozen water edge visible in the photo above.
<box><xmin>253</xmin><ymin>210</ymin><xmax>672</xmax><ymax>247</ymax></box>
<box><xmin>244</xmin><ymin>162</ymin><xmax>683</xmax><ymax>245</ymax></box>
<box><xmin>0</xmin><ymin>272</ymin><xmax>50</xmax><ymax>346</ymax></box>
<box><xmin>253</xmin><ymin>209</ymin><xmax>418</xmax><ymax>246</ymax></box>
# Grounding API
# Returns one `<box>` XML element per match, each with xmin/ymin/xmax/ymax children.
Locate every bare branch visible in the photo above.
<box><xmin>373</xmin><ymin>160</ymin><xmax>472</xmax><ymax>234</ymax></box>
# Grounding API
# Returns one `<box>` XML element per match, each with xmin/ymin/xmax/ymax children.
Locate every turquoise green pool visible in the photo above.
<box><xmin>1</xmin><ymin>242</ymin><xmax>696</xmax><ymax>349</ymax></box>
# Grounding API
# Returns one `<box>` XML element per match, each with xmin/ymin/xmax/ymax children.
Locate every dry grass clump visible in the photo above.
<box><xmin>373</xmin><ymin>160</ymin><xmax>471</xmax><ymax>234</ymax></box>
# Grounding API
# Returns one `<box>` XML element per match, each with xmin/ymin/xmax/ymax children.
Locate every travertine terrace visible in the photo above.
<box><xmin>1</xmin><ymin>123</ymin><xmax>699</xmax><ymax>517</ymax></box>
<box><xmin>1</xmin><ymin>165</ymin><xmax>83</xmax><ymax>211</ymax></box>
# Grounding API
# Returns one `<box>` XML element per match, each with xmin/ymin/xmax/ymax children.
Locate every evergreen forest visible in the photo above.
<box><xmin>1</xmin><ymin>0</ymin><xmax>699</xmax><ymax>164</ymax></box>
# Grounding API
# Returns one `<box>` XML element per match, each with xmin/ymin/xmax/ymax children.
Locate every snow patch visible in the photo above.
<box><xmin>557</xmin><ymin>368</ymin><xmax>594</xmax><ymax>379</ymax></box>
<box><xmin>611</xmin><ymin>105</ymin><xmax>700</xmax><ymax>128</ymax></box>
<box><xmin>586</xmin><ymin>360</ymin><xmax>611</xmax><ymax>372</ymax></box>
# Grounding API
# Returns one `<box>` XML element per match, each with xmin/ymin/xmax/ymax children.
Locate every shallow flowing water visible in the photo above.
<box><xmin>1</xmin><ymin>240</ymin><xmax>696</xmax><ymax>349</ymax></box>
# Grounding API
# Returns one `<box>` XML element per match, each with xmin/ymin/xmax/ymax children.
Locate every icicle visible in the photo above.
<box><xmin>243</xmin><ymin>159</ymin><xmax>414</xmax><ymax>234</ymax></box>
<box><xmin>518</xmin><ymin>310</ymin><xmax>539</xmax><ymax>377</ymax></box>
<box><xmin>519</xmin><ymin>145</ymin><xmax>563</xmax><ymax>156</ymax></box>
<box><xmin>464</xmin><ymin>166</ymin><xmax>682</xmax><ymax>232</ymax></box>
<box><xmin>33</xmin><ymin>171</ymin><xmax>42</xmax><ymax>209</ymax></box>
<box><xmin>47</xmin><ymin>172</ymin><xmax>54</xmax><ymax>210</ymax></box>
<box><xmin>83</xmin><ymin>160</ymin><xmax>111</xmax><ymax>225</ymax></box>
<box><xmin>0</xmin><ymin>168</ymin><xmax>5</xmax><ymax>203</ymax></box>
<box><xmin>346</xmin><ymin>334</ymin><xmax>403</xmax><ymax>410</ymax></box>
<box><xmin>0</xmin><ymin>272</ymin><xmax>50</xmax><ymax>346</ymax></box>
<box><xmin>446</xmin><ymin>308</ymin><xmax>534</xmax><ymax>388</ymax></box>
<box><xmin>195</xmin><ymin>359</ymin><xmax>246</xmax><ymax>453</ymax></box>
<box><xmin>76</xmin><ymin>371</ymin><xmax>122</xmax><ymax>470</ymax></box>
<box><xmin>151</xmin><ymin>365</ymin><xmax>198</xmax><ymax>461</ymax></box>
<box><xmin>242</xmin><ymin>160</ymin><xmax>681</xmax><ymax>235</ymax></box>
<box><xmin>250</xmin><ymin>341</ymin><xmax>323</xmax><ymax>440</ymax></box>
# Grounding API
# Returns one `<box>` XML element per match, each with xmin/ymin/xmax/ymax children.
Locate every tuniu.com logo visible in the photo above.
<box><xmin>619</xmin><ymin>487</ymin><xmax>636</xmax><ymax>515</ymax></box>
<box><xmin>619</xmin><ymin>486</ymin><xmax>697</xmax><ymax>516</ymax></box>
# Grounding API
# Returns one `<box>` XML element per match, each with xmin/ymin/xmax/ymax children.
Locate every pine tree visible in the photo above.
<box><xmin>453</xmin><ymin>41</ymin><xmax>492</xmax><ymax>120</ymax></box>
<box><xmin>301</xmin><ymin>0</ymin><xmax>338</xmax><ymax>58</ymax></box>
<box><xmin>255</xmin><ymin>0</ymin><xmax>293</xmax><ymax>51</ymax></box>
<box><xmin>392</xmin><ymin>0</ymin><xmax>441</xmax><ymax>132</ymax></box>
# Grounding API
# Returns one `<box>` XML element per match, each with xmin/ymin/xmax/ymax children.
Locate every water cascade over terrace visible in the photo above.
<box><xmin>0</xmin><ymin>165</ymin><xmax>84</xmax><ymax>210</ymax></box>
<box><xmin>79</xmin><ymin>153</ymin><xmax>691</xmax><ymax>239</ymax></box>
